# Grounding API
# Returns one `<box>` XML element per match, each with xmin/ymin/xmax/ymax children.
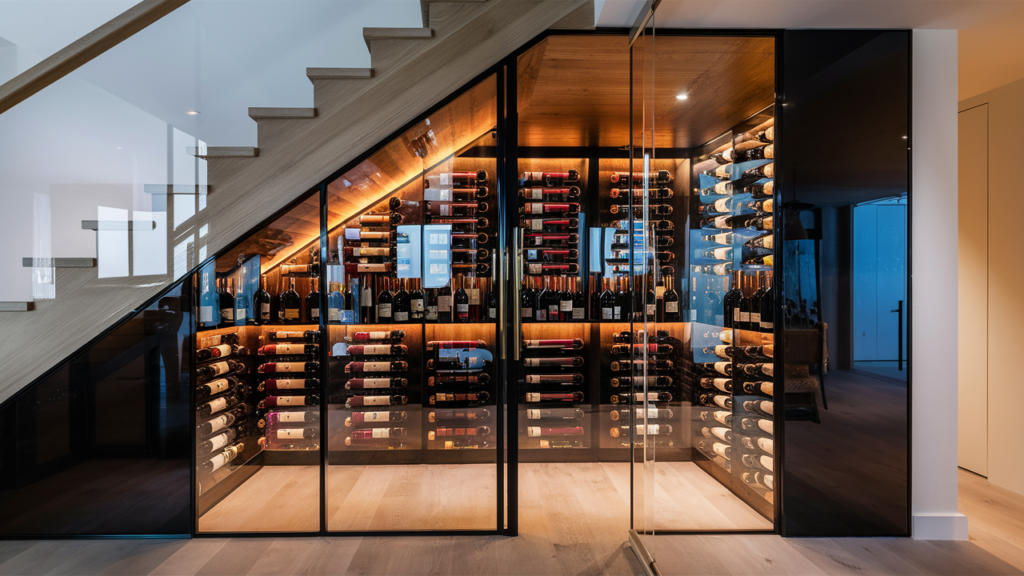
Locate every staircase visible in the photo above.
<box><xmin>0</xmin><ymin>0</ymin><xmax>593</xmax><ymax>405</ymax></box>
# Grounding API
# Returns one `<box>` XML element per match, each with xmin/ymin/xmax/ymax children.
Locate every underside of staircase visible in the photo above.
<box><xmin>0</xmin><ymin>0</ymin><xmax>594</xmax><ymax>405</ymax></box>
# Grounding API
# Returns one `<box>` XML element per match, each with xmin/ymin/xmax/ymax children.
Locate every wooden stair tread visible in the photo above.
<box><xmin>420</xmin><ymin>0</ymin><xmax>489</xmax><ymax>27</ymax></box>
<box><xmin>306</xmin><ymin>68</ymin><xmax>373</xmax><ymax>81</ymax></box>
<box><xmin>363</xmin><ymin>27</ymin><xmax>433</xmax><ymax>49</ymax></box>
<box><xmin>0</xmin><ymin>302</ymin><xmax>31</xmax><ymax>312</ymax></box>
<box><xmin>81</xmin><ymin>220</ymin><xmax>156</xmax><ymax>231</ymax></box>
<box><xmin>248</xmin><ymin>107</ymin><xmax>317</xmax><ymax>120</ymax></box>
<box><xmin>193</xmin><ymin>147</ymin><xmax>258</xmax><ymax>158</ymax></box>
<box><xmin>21</xmin><ymin>257</ymin><xmax>96</xmax><ymax>268</ymax></box>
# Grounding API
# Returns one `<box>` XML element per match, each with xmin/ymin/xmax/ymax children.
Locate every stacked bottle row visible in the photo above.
<box><xmin>519</xmin><ymin>170</ymin><xmax>584</xmax><ymax>322</ymax></box>
<box><xmin>426</xmin><ymin>339</ymin><xmax>494</xmax><ymax>449</ymax></box>
<box><xmin>255</xmin><ymin>329</ymin><xmax>322</xmax><ymax>451</ymax></box>
<box><xmin>519</xmin><ymin>335</ymin><xmax>588</xmax><ymax>449</ymax></box>
<box><xmin>606</xmin><ymin>329</ymin><xmax>677</xmax><ymax>449</ymax></box>
<box><xmin>200</xmin><ymin>253</ymin><xmax>322</xmax><ymax>328</ymax></box>
<box><xmin>332</xmin><ymin>330</ymin><xmax>412</xmax><ymax>450</ymax></box>
<box><xmin>195</xmin><ymin>331</ymin><xmax>255</xmax><ymax>492</ymax></box>
<box><xmin>605</xmin><ymin>170</ymin><xmax>676</xmax><ymax>282</ymax></box>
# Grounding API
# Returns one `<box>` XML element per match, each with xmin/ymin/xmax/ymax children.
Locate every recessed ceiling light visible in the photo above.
<box><xmin>676</xmin><ymin>93</ymin><xmax>688</xmax><ymax>101</ymax></box>
<box><xmin>186</xmin><ymin>110</ymin><xmax>200</xmax><ymax>115</ymax></box>
<box><xmin>902</xmin><ymin>135</ymin><xmax>908</xmax><ymax>139</ymax></box>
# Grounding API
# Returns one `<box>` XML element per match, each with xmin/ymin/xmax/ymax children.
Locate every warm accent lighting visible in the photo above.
<box><xmin>187</xmin><ymin>110</ymin><xmax>201</xmax><ymax>115</ymax></box>
<box><xmin>676</xmin><ymin>93</ymin><xmax>688</xmax><ymax>101</ymax></box>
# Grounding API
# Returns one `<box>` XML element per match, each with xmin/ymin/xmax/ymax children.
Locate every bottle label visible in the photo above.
<box><xmin>646</xmin><ymin>304</ymin><xmax>655</xmax><ymax>316</ymax></box>
<box><xmin>209</xmin><ymin>415</ymin><xmax>230</xmax><ymax>434</ymax></box>
<box><xmin>572</xmin><ymin>308</ymin><xmax>584</xmax><ymax>320</ymax></box>
<box><xmin>394</xmin><ymin>311</ymin><xmax>409</xmax><ymax>322</ymax></box>
<box><xmin>209</xmin><ymin>433</ymin><xmax>230</xmax><ymax>452</ymax></box>
<box><xmin>236</xmin><ymin>308</ymin><xmax>247</xmax><ymax>321</ymax></box>
<box><xmin>311</xmin><ymin>308</ymin><xmax>319</xmax><ymax>319</ymax></box>
<box><xmin>276</xmin><ymin>396</ymin><xmax>307</xmax><ymax>406</ymax></box>
<box><xmin>273</xmin><ymin>344</ymin><xmax>304</xmax><ymax>355</ymax></box>
<box><xmin>602</xmin><ymin>307</ymin><xmax>613</xmax><ymax>320</ymax></box>
<box><xmin>329</xmin><ymin>309</ymin><xmax>341</xmax><ymax>322</ymax></box>
<box><xmin>527</xmin><ymin>189</ymin><xmax>543</xmax><ymax>200</ymax></box>
<box><xmin>341</xmin><ymin>310</ymin><xmax>355</xmax><ymax>323</ymax></box>
<box><xmin>665</xmin><ymin>302</ymin><xmax>678</xmax><ymax>313</ymax></box>
<box><xmin>536</xmin><ymin>309</ymin><xmax>547</xmax><ymax>321</ymax></box>
<box><xmin>489</xmin><ymin>307</ymin><xmax>497</xmax><ymax>319</ymax></box>
<box><xmin>560</xmin><ymin>301</ymin><xmax>572</xmax><ymax>312</ymax></box>
<box><xmin>285</xmin><ymin>309</ymin><xmax>300</xmax><ymax>320</ymax></box>
<box><xmin>208</xmin><ymin>453</ymin><xmax>227</xmax><ymax>472</ymax></box>
<box><xmin>274</xmin><ymin>379</ymin><xmax>306</xmax><ymax>389</ymax></box>
<box><xmin>360</xmin><ymin>345</ymin><xmax>392</xmax><ymax>355</ymax></box>
<box><xmin>200</xmin><ymin>306</ymin><xmax>214</xmax><ymax>323</ymax></box>
<box><xmin>734</xmin><ymin>309</ymin><xmax>742</xmax><ymax>322</ymax></box>
<box><xmin>547</xmin><ymin>305</ymin><xmax>559</xmax><ymax>317</ymax></box>
<box><xmin>361</xmin><ymin>378</ymin><xmax>391</xmax><ymax>388</ymax></box>
<box><xmin>527</xmin><ymin>263</ymin><xmax>543</xmax><ymax>274</ymax></box>
<box><xmin>209</xmin><ymin>362</ymin><xmax>229</xmax><ymax>376</ymax></box>
<box><xmin>363</xmin><ymin>411</ymin><xmax>390</xmax><ymax>422</ymax></box>
<box><xmin>456</xmin><ymin>304</ymin><xmax>470</xmax><ymax>313</ymax></box>
<box><xmin>411</xmin><ymin>299</ymin><xmax>424</xmax><ymax>312</ymax></box>
<box><xmin>199</xmin><ymin>334</ymin><xmax>222</xmax><ymax>348</ymax></box>
<box><xmin>613</xmin><ymin>306</ymin><xmax>621</xmax><ymax>319</ymax></box>
<box><xmin>371</xmin><ymin>428</ymin><xmax>392</xmax><ymax>439</ymax></box>
<box><xmin>468</xmin><ymin>289</ymin><xmax>481</xmax><ymax>306</ymax></box>
<box><xmin>378</xmin><ymin>304</ymin><xmax>392</xmax><ymax>318</ymax></box>
<box><xmin>276</xmin><ymin>429</ymin><xmax>306</xmax><ymax>439</ymax></box>
<box><xmin>761</xmin><ymin>321</ymin><xmax>773</xmax><ymax>329</ymax></box>
<box><xmin>426</xmin><ymin>306</ymin><xmax>439</xmax><ymax>320</ymax></box>
<box><xmin>261</xmin><ymin>303</ymin><xmax>271</xmax><ymax>318</ymax></box>
<box><xmin>206</xmin><ymin>397</ymin><xmax>228</xmax><ymax>414</ymax></box>
<box><xmin>221</xmin><ymin>308</ymin><xmax>234</xmax><ymax>321</ymax></box>
<box><xmin>278</xmin><ymin>412</ymin><xmax>308</xmax><ymax>423</ymax></box>
<box><xmin>739</xmin><ymin>311</ymin><xmax>750</xmax><ymax>322</ymax></box>
<box><xmin>438</xmin><ymin>296</ymin><xmax>451</xmax><ymax>312</ymax></box>
<box><xmin>363</xmin><ymin>362</ymin><xmax>391</xmax><ymax>372</ymax></box>
<box><xmin>362</xmin><ymin>396</ymin><xmax>391</xmax><ymax>406</ymax></box>
<box><xmin>522</xmin><ymin>307</ymin><xmax>533</xmax><ymax>319</ymax></box>
<box><xmin>205</xmin><ymin>379</ymin><xmax>230</xmax><ymax>395</ymax></box>
<box><xmin>750</xmin><ymin>312</ymin><xmax>761</xmax><ymax>323</ymax></box>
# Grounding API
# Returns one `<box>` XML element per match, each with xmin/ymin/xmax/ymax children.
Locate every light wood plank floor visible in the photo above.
<box><xmin>199</xmin><ymin>461</ymin><xmax>768</xmax><ymax>533</ymax></box>
<box><xmin>3</xmin><ymin>468</ymin><xmax>1023</xmax><ymax>575</ymax></box>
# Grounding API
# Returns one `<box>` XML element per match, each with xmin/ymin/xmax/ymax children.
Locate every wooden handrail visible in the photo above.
<box><xmin>0</xmin><ymin>0</ymin><xmax>190</xmax><ymax>116</ymax></box>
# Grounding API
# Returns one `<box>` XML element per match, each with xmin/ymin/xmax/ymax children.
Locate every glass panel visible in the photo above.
<box><xmin>780</xmin><ymin>30</ymin><xmax>909</xmax><ymax>536</ymax></box>
<box><xmin>325</xmin><ymin>74</ymin><xmax>499</xmax><ymax>532</ymax></box>
<box><xmin>195</xmin><ymin>196</ymin><xmax>322</xmax><ymax>533</ymax></box>
<box><xmin>0</xmin><ymin>282</ymin><xmax>191</xmax><ymax>535</ymax></box>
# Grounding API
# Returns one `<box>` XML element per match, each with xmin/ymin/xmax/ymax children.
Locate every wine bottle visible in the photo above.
<box><xmin>520</xmin><ymin>279</ymin><xmax>535</xmax><ymax>321</ymax></box>
<box><xmin>739</xmin><ymin>363</ymin><xmax>774</xmax><ymax>378</ymax></box>
<box><xmin>197</xmin><ymin>360</ymin><xmax>245</xmax><ymax>380</ymax></box>
<box><xmin>539</xmin><ymin>276</ymin><xmax>559</xmax><ymax>321</ymax></box>
<box><xmin>259</xmin><ymin>394</ymin><xmax>320</xmax><ymax>409</ymax></box>
<box><xmin>429</xmin><ymin>426</ymin><xmax>493</xmax><ymax>440</ymax></box>
<box><xmin>526</xmin><ymin>408</ymin><xmax>584</xmax><ymax>421</ymax></box>
<box><xmin>426</xmin><ymin>171</ymin><xmax>488</xmax><ymax>188</ymax></box>
<box><xmin>611</xmin><ymin>392</ymin><xmax>671</xmax><ymax>404</ymax></box>
<box><xmin>741</xmin><ymin>436</ymin><xmax>774</xmax><ymax>454</ymax></box>
<box><xmin>428</xmin><ymin>409</ymin><xmax>491</xmax><ymax>422</ymax></box>
<box><xmin>525</xmin><ymin>392</ymin><xmax>584</xmax><ymax>403</ymax></box>
<box><xmin>197</xmin><ymin>344</ymin><xmax>241</xmax><ymax>362</ymax></box>
<box><xmin>748</xmin><ymin>198</ymin><xmax>773</xmax><ymax>213</ymax></box>
<box><xmin>722</xmin><ymin>271</ymin><xmax>744</xmax><ymax>330</ymax></box>
<box><xmin>523</xmin><ymin>357</ymin><xmax>584</xmax><ymax>368</ymax></box>
<box><xmin>258</xmin><ymin>361</ymin><xmax>320</xmax><ymax>374</ymax></box>
<box><xmin>345</xmin><ymin>411</ymin><xmax>408</xmax><ymax>426</ymax></box>
<box><xmin>744</xmin><ymin>181</ymin><xmax>774</xmax><ymax>199</ymax></box>
<box><xmin>700</xmin><ymin>214</ymin><xmax>757</xmax><ymax>230</ymax></box>
<box><xmin>528</xmin><ymin>426</ymin><xmax>585</xmax><ymax>437</ymax></box>
<box><xmin>610</xmin><ymin>407</ymin><xmax>674</xmax><ymax>422</ymax></box>
<box><xmin>741</xmin><ymin>417</ymin><xmax>773</xmax><ymax>435</ymax></box>
<box><xmin>520</xmin><ymin>217</ymin><xmax>579</xmax><ymax>232</ymax></box>
<box><xmin>663</xmin><ymin>276</ymin><xmax>680</xmax><ymax>321</ymax></box>
<box><xmin>349</xmin><ymin>427</ymin><xmax>408</xmax><ymax>440</ymax></box>
<box><xmin>409</xmin><ymin>279</ymin><xmax>425</xmax><ymax>321</ymax></box>
<box><xmin>699</xmin><ymin>409</ymin><xmax>732</xmax><ymax>427</ymax></box>
<box><xmin>742</xmin><ymin>381</ymin><xmax>774</xmax><ymax>396</ymax></box>
<box><xmin>264</xmin><ymin>426</ymin><xmax>320</xmax><ymax>449</ymax></box>
<box><xmin>610</xmin><ymin>170</ymin><xmax>672</xmax><ymax>184</ymax></box>
<box><xmin>344</xmin><ymin>361</ymin><xmax>408</xmax><ymax>373</ymax></box>
<box><xmin>609</xmin><ymin>343</ymin><xmax>673</xmax><ymax>355</ymax></box>
<box><xmin>198</xmin><ymin>332</ymin><xmax>239</xmax><ymax>349</ymax></box>
<box><xmin>217</xmin><ymin>279</ymin><xmax>235</xmax><ymax>327</ymax></box>
<box><xmin>759</xmin><ymin>277</ymin><xmax>774</xmax><ymax>333</ymax></box>
<box><xmin>742</xmin><ymin>471</ymin><xmax>774</xmax><ymax>490</ymax></box>
<box><xmin>345</xmin><ymin>395</ymin><xmax>408</xmax><ymax>408</ymax></box>
<box><xmin>302</xmin><ymin>278</ymin><xmax>319</xmax><ymax>323</ymax></box>
<box><xmin>693</xmin><ymin>262</ymin><xmax>733</xmax><ymax>276</ymax></box>
<box><xmin>429</xmin><ymin>216</ymin><xmax>488</xmax><ymax>227</ymax></box>
<box><xmin>430</xmin><ymin>392</ymin><xmax>491</xmax><ymax>405</ymax></box>
<box><xmin>253</xmin><ymin>277</ymin><xmax>272</xmax><ymax>325</ymax></box>
<box><xmin>392</xmin><ymin>279</ymin><xmax>411</xmax><ymax>323</ymax></box>
<box><xmin>569</xmin><ymin>278</ymin><xmax>585</xmax><ymax>321</ymax></box>
<box><xmin>425</xmin><ymin>287</ymin><xmax>439</xmax><ymax>322</ymax></box>
<box><xmin>702</xmin><ymin>426</ymin><xmax>732</xmax><ymax>443</ymax></box>
<box><xmin>261</xmin><ymin>377</ymin><xmax>319</xmax><ymax>392</ymax></box>
<box><xmin>201</xmin><ymin>442</ymin><xmax>245</xmax><ymax>474</ymax></box>
<box><xmin>486</xmin><ymin>284</ymin><xmax>498</xmax><ymax>321</ymax></box>
<box><xmin>600</xmin><ymin>278</ymin><xmax>616</xmax><ymax>320</ymax></box>
<box><xmin>697</xmin><ymin>362</ymin><xmax>733</xmax><ymax>377</ymax></box>
<box><xmin>198</xmin><ymin>404</ymin><xmax>248</xmax><ymax>437</ymax></box>
<box><xmin>346</xmin><ymin>261</ymin><xmax>394</xmax><ymax>274</ymax></box>
<box><xmin>258</xmin><ymin>344</ymin><xmax>319</xmax><ymax>356</ymax></box>
<box><xmin>741</xmin><ymin>454</ymin><xmax>774</xmax><ymax>472</ymax></box>
<box><xmin>327</xmin><ymin>282</ymin><xmax>344</xmax><ymax>323</ymax></box>
<box><xmin>345</xmin><ymin>377</ymin><xmax>408</xmax><ymax>390</ymax></box>
<box><xmin>198</xmin><ymin>389</ymin><xmax>244</xmax><ymax>417</ymax></box>
<box><xmin>347</xmin><ymin>344</ymin><xmax>408</xmax><ymax>356</ymax></box>
<box><xmin>699</xmin><ymin>393</ymin><xmax>732</xmax><ymax>409</ymax></box>
<box><xmin>609</xmin><ymin>375</ymin><xmax>673</xmax><ymax>387</ymax></box>
<box><xmin>699</xmin><ymin>247</ymin><xmax>733</xmax><ymax>261</ymax></box>
<box><xmin>438</xmin><ymin>282</ymin><xmax>452</xmax><ymax>323</ymax></box>
<box><xmin>744</xmin><ymin>399</ymin><xmax>775</xmax><ymax>416</ymax></box>
<box><xmin>558</xmin><ymin>278</ymin><xmax>573</xmax><ymax>320</ymax></box>
<box><xmin>519</xmin><ymin>170</ymin><xmax>580</xmax><ymax>186</ymax></box>
<box><xmin>279</xmin><ymin>278</ymin><xmax>301</xmax><ymax>323</ymax></box>
<box><xmin>198</xmin><ymin>427</ymin><xmax>241</xmax><ymax>457</ymax></box>
<box><xmin>269</xmin><ymin>330</ymin><xmax>320</xmax><ymax>343</ymax></box>
<box><xmin>539</xmin><ymin>439</ymin><xmax>582</xmax><ymax>448</ymax></box>
<box><xmin>525</xmin><ymin>233</ymin><xmax>579</xmax><ymax>247</ymax></box>
<box><xmin>520</xmin><ymin>186</ymin><xmax>581</xmax><ymax>201</ymax></box>
<box><xmin>609</xmin><ymin>424</ymin><xmax>672</xmax><ymax>438</ymax></box>
<box><xmin>523</xmin><ymin>338</ymin><xmax>584</xmax><ymax>350</ymax></box>
<box><xmin>426</xmin><ymin>201</ymin><xmax>487</xmax><ymax>216</ymax></box>
<box><xmin>610</xmin><ymin>359</ymin><xmax>672</xmax><ymax>371</ymax></box>
<box><xmin>609</xmin><ymin>204</ymin><xmax>673</xmax><ymax>216</ymax></box>
<box><xmin>703</xmin><ymin>232</ymin><xmax>734</xmax><ymax>246</ymax></box>
<box><xmin>700</xmin><ymin>377</ymin><xmax>733</xmax><ymax>393</ymax></box>
<box><xmin>521</xmin><ymin>202</ymin><xmax>580</xmax><ymax>215</ymax></box>
<box><xmin>346</xmin><ymin>330</ymin><xmax>406</xmax><ymax>343</ymax></box>
<box><xmin>610</xmin><ymin>187</ymin><xmax>673</xmax><ymax>200</ymax></box>
<box><xmin>744</xmin><ymin>163</ymin><xmax>774</xmax><ymax>179</ymax></box>
<box><xmin>523</xmin><ymin>373</ymin><xmax>584</xmax><ymax>385</ymax></box>
<box><xmin>376</xmin><ymin>278</ymin><xmax>394</xmax><ymax>323</ymax></box>
<box><xmin>454</xmin><ymin>277</ymin><xmax>470</xmax><ymax>322</ymax></box>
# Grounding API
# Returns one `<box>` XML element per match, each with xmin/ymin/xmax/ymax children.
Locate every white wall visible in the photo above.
<box><xmin>911</xmin><ymin>29</ymin><xmax>969</xmax><ymax>541</ymax></box>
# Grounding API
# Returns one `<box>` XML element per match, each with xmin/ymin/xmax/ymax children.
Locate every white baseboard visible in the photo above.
<box><xmin>913</xmin><ymin>512</ymin><xmax>969</xmax><ymax>540</ymax></box>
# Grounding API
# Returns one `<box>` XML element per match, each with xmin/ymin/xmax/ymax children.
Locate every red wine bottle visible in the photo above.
<box><xmin>198</xmin><ymin>404</ymin><xmax>248</xmax><ymax>437</ymax></box>
<box><xmin>198</xmin><ymin>427</ymin><xmax>243</xmax><ymax>456</ymax></box>
<box><xmin>200</xmin><ymin>442</ymin><xmax>244</xmax><ymax>474</ymax></box>
<box><xmin>519</xmin><ymin>170</ymin><xmax>580</xmax><ymax>186</ymax></box>
<box><xmin>345</xmin><ymin>395</ymin><xmax>408</xmax><ymax>408</ymax></box>
<box><xmin>345</xmin><ymin>330</ymin><xmax>406</xmax><ymax>343</ymax></box>
<box><xmin>261</xmin><ymin>377</ymin><xmax>319</xmax><ymax>392</ymax></box>
<box><xmin>524</xmin><ymin>392</ymin><xmax>584</xmax><ymax>403</ymax></box>
<box><xmin>429</xmin><ymin>392</ymin><xmax>491</xmax><ymax>405</ymax></box>
<box><xmin>344</xmin><ymin>361</ymin><xmax>408</xmax><ymax>373</ymax></box>
<box><xmin>258</xmin><ymin>361</ymin><xmax>320</xmax><ymax>374</ymax></box>
<box><xmin>346</xmin><ymin>344</ymin><xmax>408</xmax><ymax>356</ymax></box>
<box><xmin>268</xmin><ymin>330</ymin><xmax>319</xmax><ymax>343</ymax></box>
<box><xmin>428</xmin><ymin>409</ymin><xmax>492</xmax><ymax>422</ymax></box>
<box><xmin>519</xmin><ymin>186</ymin><xmax>581</xmax><ymax>201</ymax></box>
<box><xmin>526</xmin><ymin>408</ymin><xmax>584</xmax><ymax>421</ymax></box>
<box><xmin>523</xmin><ymin>373</ymin><xmax>584</xmax><ymax>385</ymax></box>
<box><xmin>345</xmin><ymin>377</ymin><xmax>408</xmax><ymax>390</ymax></box>
<box><xmin>524</xmin><ymin>233</ymin><xmax>579</xmax><ymax>246</ymax></box>
<box><xmin>197</xmin><ymin>344</ymin><xmax>241</xmax><ymax>361</ymax></box>
<box><xmin>198</xmin><ymin>389</ymin><xmax>244</xmax><ymax>417</ymax></box>
<box><xmin>258</xmin><ymin>344</ymin><xmax>319</xmax><ymax>356</ymax></box>
<box><xmin>428</xmin><ymin>426</ymin><xmax>492</xmax><ymax>440</ymax></box>
<box><xmin>197</xmin><ymin>360</ymin><xmax>245</xmax><ymax>380</ymax></box>
<box><xmin>523</xmin><ymin>357</ymin><xmax>583</xmax><ymax>368</ymax></box>
<box><xmin>611</xmin><ymin>392</ymin><xmax>672</xmax><ymax>404</ymax></box>
<box><xmin>428</xmin><ymin>372</ymin><xmax>490</xmax><ymax>386</ymax></box>
<box><xmin>344</xmin><ymin>410</ymin><xmax>409</xmax><ymax>426</ymax></box>
<box><xmin>527</xmin><ymin>426</ymin><xmax>584</xmax><ymax>437</ymax></box>
<box><xmin>610</xmin><ymin>407</ymin><xmax>675</xmax><ymax>422</ymax></box>
<box><xmin>523</xmin><ymin>338</ymin><xmax>584</xmax><ymax>350</ymax></box>
<box><xmin>196</xmin><ymin>376</ymin><xmax>239</xmax><ymax>400</ymax></box>
<box><xmin>259</xmin><ymin>394</ymin><xmax>320</xmax><ymax>409</ymax></box>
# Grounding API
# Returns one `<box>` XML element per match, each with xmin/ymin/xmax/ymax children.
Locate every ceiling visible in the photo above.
<box><xmin>517</xmin><ymin>34</ymin><xmax>775</xmax><ymax>149</ymax></box>
<box><xmin>597</xmin><ymin>0</ymin><xmax>1024</xmax><ymax>101</ymax></box>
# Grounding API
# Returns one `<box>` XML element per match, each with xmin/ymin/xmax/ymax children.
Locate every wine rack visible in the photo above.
<box><xmin>256</xmin><ymin>328</ymin><xmax>322</xmax><ymax>451</ymax></box>
<box><xmin>330</xmin><ymin>327</ymin><xmax>418</xmax><ymax>451</ymax></box>
<box><xmin>519</xmin><ymin>323</ymin><xmax>590</xmax><ymax>449</ymax></box>
<box><xmin>425</xmin><ymin>324</ymin><xmax>497</xmax><ymax>450</ymax></box>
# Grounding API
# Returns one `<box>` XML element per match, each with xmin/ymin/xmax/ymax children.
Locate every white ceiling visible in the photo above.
<box><xmin>596</xmin><ymin>0</ymin><xmax>1024</xmax><ymax>100</ymax></box>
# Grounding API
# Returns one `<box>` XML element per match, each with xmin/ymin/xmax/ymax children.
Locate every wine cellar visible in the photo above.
<box><xmin>189</xmin><ymin>32</ymin><xmax>782</xmax><ymax>534</ymax></box>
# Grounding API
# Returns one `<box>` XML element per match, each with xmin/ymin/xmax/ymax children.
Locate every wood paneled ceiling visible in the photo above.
<box><xmin>517</xmin><ymin>35</ymin><xmax>775</xmax><ymax>149</ymax></box>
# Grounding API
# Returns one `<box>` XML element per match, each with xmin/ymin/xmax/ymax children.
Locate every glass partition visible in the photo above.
<box><xmin>324</xmin><ymin>74</ymin><xmax>500</xmax><ymax>532</ymax></box>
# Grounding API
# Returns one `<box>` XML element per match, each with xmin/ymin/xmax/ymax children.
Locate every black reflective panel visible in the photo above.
<box><xmin>0</xmin><ymin>284</ymin><xmax>192</xmax><ymax>536</ymax></box>
<box><xmin>779</xmin><ymin>30</ymin><xmax>910</xmax><ymax>536</ymax></box>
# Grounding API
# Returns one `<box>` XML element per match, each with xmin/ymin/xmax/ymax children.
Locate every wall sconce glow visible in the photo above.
<box><xmin>676</xmin><ymin>93</ymin><xmax>688</xmax><ymax>101</ymax></box>
<box><xmin>186</xmin><ymin>110</ymin><xmax>201</xmax><ymax>115</ymax></box>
